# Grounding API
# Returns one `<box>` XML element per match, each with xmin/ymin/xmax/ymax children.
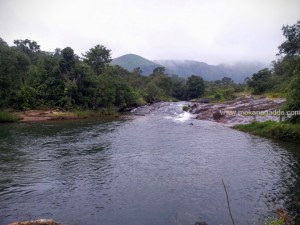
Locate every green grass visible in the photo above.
<box><xmin>265</xmin><ymin>218</ymin><xmax>284</xmax><ymax>225</ymax></box>
<box><xmin>264</xmin><ymin>92</ymin><xmax>286</xmax><ymax>99</ymax></box>
<box><xmin>234</xmin><ymin>120</ymin><xmax>300</xmax><ymax>143</ymax></box>
<box><xmin>0</xmin><ymin>111</ymin><xmax>21</xmax><ymax>122</ymax></box>
<box><xmin>51</xmin><ymin>108</ymin><xmax>119</xmax><ymax>120</ymax></box>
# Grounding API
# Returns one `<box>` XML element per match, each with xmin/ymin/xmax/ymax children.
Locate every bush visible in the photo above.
<box><xmin>182</xmin><ymin>105</ymin><xmax>190</xmax><ymax>111</ymax></box>
<box><xmin>234</xmin><ymin>120</ymin><xmax>300</xmax><ymax>143</ymax></box>
<box><xmin>0</xmin><ymin>112</ymin><xmax>20</xmax><ymax>122</ymax></box>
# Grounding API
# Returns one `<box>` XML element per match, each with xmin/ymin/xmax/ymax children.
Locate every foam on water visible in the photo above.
<box><xmin>173</xmin><ymin>111</ymin><xmax>192</xmax><ymax>122</ymax></box>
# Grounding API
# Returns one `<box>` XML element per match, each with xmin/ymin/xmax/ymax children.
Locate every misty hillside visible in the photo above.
<box><xmin>154</xmin><ymin>60</ymin><xmax>224</xmax><ymax>81</ymax></box>
<box><xmin>111</xmin><ymin>54</ymin><xmax>267</xmax><ymax>82</ymax></box>
<box><xmin>154</xmin><ymin>60</ymin><xmax>267</xmax><ymax>83</ymax></box>
<box><xmin>110</xmin><ymin>54</ymin><xmax>161</xmax><ymax>75</ymax></box>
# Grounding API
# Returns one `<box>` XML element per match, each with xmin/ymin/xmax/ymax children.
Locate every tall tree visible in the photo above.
<box><xmin>82</xmin><ymin>45</ymin><xmax>111</xmax><ymax>75</ymax></box>
<box><xmin>278</xmin><ymin>20</ymin><xmax>300</xmax><ymax>122</ymax></box>
<box><xmin>278</xmin><ymin>20</ymin><xmax>300</xmax><ymax>56</ymax></box>
<box><xmin>186</xmin><ymin>75</ymin><xmax>205</xmax><ymax>100</ymax></box>
<box><xmin>247</xmin><ymin>68</ymin><xmax>272</xmax><ymax>94</ymax></box>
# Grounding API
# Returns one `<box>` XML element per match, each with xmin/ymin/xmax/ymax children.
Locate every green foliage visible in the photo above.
<box><xmin>182</xmin><ymin>105</ymin><xmax>190</xmax><ymax>111</ymax></box>
<box><xmin>245</xmin><ymin>21</ymin><xmax>300</xmax><ymax>97</ymax></box>
<box><xmin>284</xmin><ymin>66</ymin><xmax>300</xmax><ymax>123</ymax></box>
<box><xmin>275</xmin><ymin>20</ymin><xmax>300</xmax><ymax>123</ymax></box>
<box><xmin>82</xmin><ymin>45</ymin><xmax>111</xmax><ymax>75</ymax></box>
<box><xmin>186</xmin><ymin>75</ymin><xmax>205</xmax><ymax>99</ymax></box>
<box><xmin>265</xmin><ymin>218</ymin><xmax>284</xmax><ymax>225</ymax></box>
<box><xmin>234</xmin><ymin>120</ymin><xmax>300</xmax><ymax>143</ymax></box>
<box><xmin>247</xmin><ymin>68</ymin><xmax>273</xmax><ymax>94</ymax></box>
<box><xmin>204</xmin><ymin>77</ymin><xmax>246</xmax><ymax>102</ymax></box>
<box><xmin>278</xmin><ymin>20</ymin><xmax>300</xmax><ymax>56</ymax></box>
<box><xmin>15</xmin><ymin>86</ymin><xmax>37</xmax><ymax>110</ymax></box>
<box><xmin>0</xmin><ymin>112</ymin><xmax>20</xmax><ymax>122</ymax></box>
<box><xmin>0</xmin><ymin>36</ymin><xmax>266</xmax><ymax>114</ymax></box>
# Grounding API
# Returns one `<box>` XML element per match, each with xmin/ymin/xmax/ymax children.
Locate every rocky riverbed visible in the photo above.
<box><xmin>189</xmin><ymin>96</ymin><xmax>286</xmax><ymax>126</ymax></box>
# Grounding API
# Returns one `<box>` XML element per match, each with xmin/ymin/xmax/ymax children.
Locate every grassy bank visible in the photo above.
<box><xmin>51</xmin><ymin>108</ymin><xmax>119</xmax><ymax>120</ymax></box>
<box><xmin>0</xmin><ymin>108</ymin><xmax>121</xmax><ymax>122</ymax></box>
<box><xmin>234</xmin><ymin>120</ymin><xmax>300</xmax><ymax>143</ymax></box>
<box><xmin>0</xmin><ymin>112</ymin><xmax>21</xmax><ymax>123</ymax></box>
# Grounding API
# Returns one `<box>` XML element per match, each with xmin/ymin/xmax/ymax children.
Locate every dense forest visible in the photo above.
<box><xmin>0</xmin><ymin>38</ymin><xmax>208</xmax><ymax>111</ymax></box>
<box><xmin>0</xmin><ymin>20</ymin><xmax>299</xmax><ymax>123</ymax></box>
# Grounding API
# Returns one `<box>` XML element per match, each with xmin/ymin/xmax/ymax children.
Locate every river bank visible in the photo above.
<box><xmin>0</xmin><ymin>109</ymin><xmax>120</xmax><ymax>123</ymax></box>
<box><xmin>233</xmin><ymin>121</ymin><xmax>300</xmax><ymax>143</ymax></box>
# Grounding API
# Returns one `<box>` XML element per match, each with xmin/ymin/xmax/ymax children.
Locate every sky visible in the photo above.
<box><xmin>0</xmin><ymin>0</ymin><xmax>299</xmax><ymax>65</ymax></box>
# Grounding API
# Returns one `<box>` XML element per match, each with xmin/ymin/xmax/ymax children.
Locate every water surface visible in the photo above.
<box><xmin>0</xmin><ymin>102</ymin><xmax>299</xmax><ymax>225</ymax></box>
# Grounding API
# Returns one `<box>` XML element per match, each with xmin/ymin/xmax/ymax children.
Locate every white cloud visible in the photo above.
<box><xmin>0</xmin><ymin>0</ymin><xmax>299</xmax><ymax>64</ymax></box>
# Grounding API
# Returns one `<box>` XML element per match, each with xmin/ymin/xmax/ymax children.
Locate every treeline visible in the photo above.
<box><xmin>0</xmin><ymin>38</ymin><xmax>207</xmax><ymax>111</ymax></box>
<box><xmin>244</xmin><ymin>20</ymin><xmax>300</xmax><ymax>123</ymax></box>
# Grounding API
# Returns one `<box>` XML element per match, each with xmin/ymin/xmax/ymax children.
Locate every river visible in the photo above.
<box><xmin>0</xmin><ymin>102</ymin><xmax>299</xmax><ymax>225</ymax></box>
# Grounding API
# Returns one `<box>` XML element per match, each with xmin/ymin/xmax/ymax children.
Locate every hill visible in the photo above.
<box><xmin>154</xmin><ymin>60</ymin><xmax>267</xmax><ymax>83</ymax></box>
<box><xmin>111</xmin><ymin>54</ymin><xmax>267</xmax><ymax>82</ymax></box>
<box><xmin>110</xmin><ymin>54</ymin><xmax>161</xmax><ymax>75</ymax></box>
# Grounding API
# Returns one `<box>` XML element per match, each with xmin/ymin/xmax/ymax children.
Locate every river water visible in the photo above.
<box><xmin>0</xmin><ymin>102</ymin><xmax>299</xmax><ymax>225</ymax></box>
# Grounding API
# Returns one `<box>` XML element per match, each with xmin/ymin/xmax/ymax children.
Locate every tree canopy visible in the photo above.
<box><xmin>0</xmin><ymin>38</ymin><xmax>209</xmax><ymax>111</ymax></box>
<box><xmin>82</xmin><ymin>45</ymin><xmax>112</xmax><ymax>75</ymax></box>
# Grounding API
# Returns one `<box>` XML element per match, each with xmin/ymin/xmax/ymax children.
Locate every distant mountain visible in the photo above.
<box><xmin>111</xmin><ymin>54</ymin><xmax>267</xmax><ymax>83</ymax></box>
<box><xmin>153</xmin><ymin>60</ymin><xmax>224</xmax><ymax>81</ymax></box>
<box><xmin>154</xmin><ymin>60</ymin><xmax>267</xmax><ymax>83</ymax></box>
<box><xmin>111</xmin><ymin>54</ymin><xmax>161</xmax><ymax>75</ymax></box>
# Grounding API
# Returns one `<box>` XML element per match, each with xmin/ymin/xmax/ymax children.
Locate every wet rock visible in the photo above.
<box><xmin>196</xmin><ymin>110</ymin><xmax>214</xmax><ymax>120</ymax></box>
<box><xmin>195</xmin><ymin>222</ymin><xmax>208</xmax><ymax>225</ymax></box>
<box><xmin>212</xmin><ymin>111</ymin><xmax>224</xmax><ymax>120</ymax></box>
<box><xmin>191</xmin><ymin>106</ymin><xmax>211</xmax><ymax>114</ymax></box>
<box><xmin>199</xmin><ymin>98</ymin><xmax>210</xmax><ymax>103</ymax></box>
<box><xmin>190</xmin><ymin>96</ymin><xmax>286</xmax><ymax>126</ymax></box>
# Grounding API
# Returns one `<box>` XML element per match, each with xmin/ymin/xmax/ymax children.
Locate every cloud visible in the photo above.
<box><xmin>0</xmin><ymin>0</ymin><xmax>299</xmax><ymax>64</ymax></box>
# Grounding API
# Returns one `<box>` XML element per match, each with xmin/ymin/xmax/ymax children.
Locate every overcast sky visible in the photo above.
<box><xmin>0</xmin><ymin>0</ymin><xmax>299</xmax><ymax>65</ymax></box>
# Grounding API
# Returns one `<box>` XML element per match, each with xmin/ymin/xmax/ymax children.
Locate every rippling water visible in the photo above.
<box><xmin>0</xmin><ymin>102</ymin><xmax>299</xmax><ymax>225</ymax></box>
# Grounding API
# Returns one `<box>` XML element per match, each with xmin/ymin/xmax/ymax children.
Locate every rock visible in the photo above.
<box><xmin>195</xmin><ymin>222</ymin><xmax>208</xmax><ymax>225</ymax></box>
<box><xmin>212</xmin><ymin>111</ymin><xmax>224</xmax><ymax>120</ymax></box>
<box><xmin>192</xmin><ymin>107</ymin><xmax>211</xmax><ymax>114</ymax></box>
<box><xmin>190</xmin><ymin>96</ymin><xmax>286</xmax><ymax>126</ymax></box>
<box><xmin>199</xmin><ymin>98</ymin><xmax>210</xmax><ymax>103</ymax></box>
<box><xmin>196</xmin><ymin>110</ymin><xmax>213</xmax><ymax>120</ymax></box>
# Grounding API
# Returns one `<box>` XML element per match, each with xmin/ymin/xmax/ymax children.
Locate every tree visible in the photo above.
<box><xmin>13</xmin><ymin>39</ymin><xmax>41</xmax><ymax>64</ymax></box>
<box><xmin>283</xmin><ymin>66</ymin><xmax>300</xmax><ymax>123</ymax></box>
<box><xmin>186</xmin><ymin>75</ymin><xmax>205</xmax><ymax>100</ymax></box>
<box><xmin>277</xmin><ymin>20</ymin><xmax>300</xmax><ymax>123</ymax></box>
<box><xmin>247</xmin><ymin>68</ymin><xmax>272</xmax><ymax>94</ymax></box>
<box><xmin>14</xmin><ymin>39</ymin><xmax>40</xmax><ymax>54</ymax></box>
<box><xmin>82</xmin><ymin>45</ymin><xmax>111</xmax><ymax>74</ymax></box>
<box><xmin>221</xmin><ymin>77</ymin><xmax>234</xmax><ymax>85</ymax></box>
<box><xmin>59</xmin><ymin>47</ymin><xmax>76</xmax><ymax>73</ymax></box>
<box><xmin>278</xmin><ymin>20</ymin><xmax>300</xmax><ymax>56</ymax></box>
<box><xmin>151</xmin><ymin>66</ymin><xmax>166</xmax><ymax>76</ymax></box>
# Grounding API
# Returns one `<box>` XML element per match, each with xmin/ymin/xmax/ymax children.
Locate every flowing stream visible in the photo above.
<box><xmin>0</xmin><ymin>102</ymin><xmax>299</xmax><ymax>225</ymax></box>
